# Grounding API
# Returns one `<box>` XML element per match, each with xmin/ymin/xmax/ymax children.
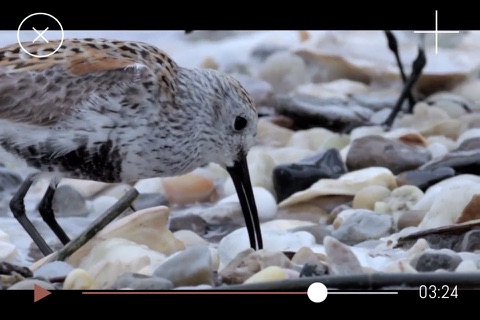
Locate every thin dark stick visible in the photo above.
<box><xmin>42</xmin><ymin>188</ymin><xmax>139</xmax><ymax>264</ymax></box>
<box><xmin>382</xmin><ymin>47</ymin><xmax>426</xmax><ymax>129</ymax></box>
<box><xmin>384</xmin><ymin>30</ymin><xmax>416</xmax><ymax>110</ymax></box>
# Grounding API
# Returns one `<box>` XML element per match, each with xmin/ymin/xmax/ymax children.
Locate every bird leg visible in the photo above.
<box><xmin>382</xmin><ymin>46</ymin><xmax>427</xmax><ymax>129</ymax></box>
<box><xmin>384</xmin><ymin>30</ymin><xmax>417</xmax><ymax>110</ymax></box>
<box><xmin>9</xmin><ymin>174</ymin><xmax>53</xmax><ymax>256</ymax></box>
<box><xmin>38</xmin><ymin>180</ymin><xmax>70</xmax><ymax>245</ymax></box>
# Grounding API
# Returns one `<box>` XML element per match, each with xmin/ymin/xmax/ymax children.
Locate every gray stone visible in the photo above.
<box><xmin>133</xmin><ymin>193</ymin><xmax>169</xmax><ymax>211</ymax></box>
<box><xmin>456</xmin><ymin>137</ymin><xmax>480</xmax><ymax>151</ymax></box>
<box><xmin>0</xmin><ymin>167</ymin><xmax>22</xmax><ymax>193</ymax></box>
<box><xmin>411</xmin><ymin>249</ymin><xmax>462</xmax><ymax>272</ymax></box>
<box><xmin>33</xmin><ymin>261</ymin><xmax>74</xmax><ymax>280</ymax></box>
<box><xmin>288</xmin><ymin>225</ymin><xmax>332</xmax><ymax>244</ymax></box>
<box><xmin>324</xmin><ymin>236</ymin><xmax>363</xmax><ymax>275</ymax></box>
<box><xmin>299</xmin><ymin>261</ymin><xmax>328</xmax><ymax>277</ymax></box>
<box><xmin>50</xmin><ymin>185</ymin><xmax>89</xmax><ymax>217</ymax></box>
<box><xmin>331</xmin><ymin>210</ymin><xmax>394</xmax><ymax>245</ymax></box>
<box><xmin>153</xmin><ymin>245</ymin><xmax>213</xmax><ymax>287</ymax></box>
<box><xmin>111</xmin><ymin>272</ymin><xmax>173</xmax><ymax>290</ymax></box>
<box><xmin>273</xmin><ymin>95</ymin><xmax>373</xmax><ymax>132</ymax></box>
<box><xmin>219</xmin><ymin>249</ymin><xmax>293</xmax><ymax>285</ymax></box>
<box><xmin>0</xmin><ymin>261</ymin><xmax>33</xmax><ymax>277</ymax></box>
<box><xmin>347</xmin><ymin>135</ymin><xmax>432</xmax><ymax>175</ymax></box>
<box><xmin>169</xmin><ymin>214</ymin><xmax>207</xmax><ymax>235</ymax></box>
<box><xmin>459</xmin><ymin>230</ymin><xmax>480</xmax><ymax>252</ymax></box>
<box><xmin>7</xmin><ymin>279</ymin><xmax>56</xmax><ymax>290</ymax></box>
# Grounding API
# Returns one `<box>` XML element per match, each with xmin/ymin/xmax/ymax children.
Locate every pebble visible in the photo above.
<box><xmin>331</xmin><ymin>210</ymin><xmax>393</xmax><ymax>245</ymax></box>
<box><xmin>63</xmin><ymin>269</ymin><xmax>93</xmax><ymax>290</ymax></box>
<box><xmin>258</xmin><ymin>51</ymin><xmax>309</xmax><ymax>93</ymax></box>
<box><xmin>396</xmin><ymin>167</ymin><xmax>456</xmax><ymax>191</ymax></box>
<box><xmin>272</xmin><ymin>148</ymin><xmax>347</xmax><ymax>203</ymax></box>
<box><xmin>244</xmin><ymin>266</ymin><xmax>288</xmax><ymax>284</ymax></box>
<box><xmin>299</xmin><ymin>261</ymin><xmax>328</xmax><ymax>277</ymax></box>
<box><xmin>49</xmin><ymin>185</ymin><xmax>89</xmax><ymax>217</ymax></box>
<box><xmin>7</xmin><ymin>279</ymin><xmax>56</xmax><ymax>290</ymax></box>
<box><xmin>111</xmin><ymin>272</ymin><xmax>174</xmax><ymax>290</ymax></box>
<box><xmin>169</xmin><ymin>214</ymin><xmax>208</xmax><ymax>235</ymax></box>
<box><xmin>132</xmin><ymin>193</ymin><xmax>169</xmax><ymax>211</ymax></box>
<box><xmin>34</xmin><ymin>261</ymin><xmax>74</xmax><ymax>280</ymax></box>
<box><xmin>410</xmin><ymin>249</ymin><xmax>462</xmax><ymax>272</ymax></box>
<box><xmin>279</xmin><ymin>166</ymin><xmax>397</xmax><ymax>208</ymax></box>
<box><xmin>218</xmin><ymin>228</ymin><xmax>315</xmax><ymax>270</ymax></box>
<box><xmin>154</xmin><ymin>245</ymin><xmax>214</xmax><ymax>287</ymax></box>
<box><xmin>324</xmin><ymin>236</ymin><xmax>363</xmax><ymax>275</ymax></box>
<box><xmin>273</xmin><ymin>95</ymin><xmax>373</xmax><ymax>132</ymax></box>
<box><xmin>352</xmin><ymin>185</ymin><xmax>391</xmax><ymax>210</ymax></box>
<box><xmin>162</xmin><ymin>173</ymin><xmax>216</xmax><ymax>205</ymax></box>
<box><xmin>346</xmin><ymin>135</ymin><xmax>432</xmax><ymax>174</ymax></box>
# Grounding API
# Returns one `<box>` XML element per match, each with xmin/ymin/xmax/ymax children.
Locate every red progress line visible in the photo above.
<box><xmin>82</xmin><ymin>291</ymin><xmax>306</xmax><ymax>295</ymax></box>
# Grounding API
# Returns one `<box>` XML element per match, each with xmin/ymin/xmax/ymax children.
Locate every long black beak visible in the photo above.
<box><xmin>226</xmin><ymin>156</ymin><xmax>263</xmax><ymax>250</ymax></box>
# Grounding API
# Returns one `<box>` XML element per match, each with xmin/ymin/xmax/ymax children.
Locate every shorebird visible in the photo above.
<box><xmin>0</xmin><ymin>38</ymin><xmax>263</xmax><ymax>256</ymax></box>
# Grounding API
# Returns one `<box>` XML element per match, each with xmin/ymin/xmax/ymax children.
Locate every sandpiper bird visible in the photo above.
<box><xmin>0</xmin><ymin>38</ymin><xmax>263</xmax><ymax>256</ymax></box>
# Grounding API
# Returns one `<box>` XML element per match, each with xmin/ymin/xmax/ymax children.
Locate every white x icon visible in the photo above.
<box><xmin>32</xmin><ymin>27</ymin><xmax>49</xmax><ymax>43</ymax></box>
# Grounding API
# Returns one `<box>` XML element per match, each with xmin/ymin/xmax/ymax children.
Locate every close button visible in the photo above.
<box><xmin>17</xmin><ymin>12</ymin><xmax>64</xmax><ymax>58</ymax></box>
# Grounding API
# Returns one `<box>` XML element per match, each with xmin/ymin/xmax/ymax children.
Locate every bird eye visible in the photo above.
<box><xmin>234</xmin><ymin>116</ymin><xmax>248</xmax><ymax>131</ymax></box>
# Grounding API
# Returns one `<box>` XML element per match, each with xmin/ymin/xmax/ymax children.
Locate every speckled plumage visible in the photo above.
<box><xmin>0</xmin><ymin>38</ymin><xmax>258</xmax><ymax>183</ymax></box>
<box><xmin>0</xmin><ymin>37</ymin><xmax>263</xmax><ymax>254</ymax></box>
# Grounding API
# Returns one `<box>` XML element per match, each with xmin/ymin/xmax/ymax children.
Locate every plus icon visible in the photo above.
<box><xmin>414</xmin><ymin>10</ymin><xmax>460</xmax><ymax>54</ymax></box>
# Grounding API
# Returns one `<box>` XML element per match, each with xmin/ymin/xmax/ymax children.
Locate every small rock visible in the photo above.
<box><xmin>0</xmin><ymin>261</ymin><xmax>33</xmax><ymax>277</ymax></box>
<box><xmin>331</xmin><ymin>210</ymin><xmax>394</xmax><ymax>245</ymax></box>
<box><xmin>457</xmin><ymin>137</ymin><xmax>480</xmax><ymax>151</ymax></box>
<box><xmin>346</xmin><ymin>135</ymin><xmax>432</xmax><ymax>174</ymax></box>
<box><xmin>111</xmin><ymin>272</ymin><xmax>174</xmax><ymax>290</ymax></box>
<box><xmin>162</xmin><ymin>173</ymin><xmax>216</xmax><ymax>205</ymax></box>
<box><xmin>352</xmin><ymin>185</ymin><xmax>391</xmax><ymax>210</ymax></box>
<box><xmin>219</xmin><ymin>249</ymin><xmax>292</xmax><ymax>284</ymax></box>
<box><xmin>324</xmin><ymin>236</ymin><xmax>363</xmax><ymax>275</ymax></box>
<box><xmin>279</xmin><ymin>166</ymin><xmax>397</xmax><ymax>208</ymax></box>
<box><xmin>72</xmin><ymin>238</ymin><xmax>166</xmax><ymax>282</ymax></box>
<box><xmin>90</xmin><ymin>196</ymin><xmax>118</xmax><ymax>218</ymax></box>
<box><xmin>169</xmin><ymin>214</ymin><xmax>207</xmax><ymax>235</ymax></box>
<box><xmin>0</xmin><ymin>167</ymin><xmax>22</xmax><ymax>193</ymax></box>
<box><xmin>291</xmin><ymin>246</ymin><xmax>319</xmax><ymax>265</ymax></box>
<box><xmin>411</xmin><ymin>249</ymin><xmax>462</xmax><ymax>272</ymax></box>
<box><xmin>272</xmin><ymin>148</ymin><xmax>347</xmax><ymax>203</ymax></box>
<box><xmin>299</xmin><ymin>261</ymin><xmax>328</xmax><ymax>277</ymax></box>
<box><xmin>7</xmin><ymin>279</ymin><xmax>56</xmax><ymax>290</ymax></box>
<box><xmin>47</xmin><ymin>185</ymin><xmax>89</xmax><ymax>217</ymax></box>
<box><xmin>385</xmin><ymin>185</ymin><xmax>424</xmax><ymax>213</ymax></box>
<box><xmin>455</xmin><ymin>260</ymin><xmax>478</xmax><ymax>272</ymax></box>
<box><xmin>287</xmin><ymin>225</ymin><xmax>332</xmax><ymax>244</ymax></box>
<box><xmin>244</xmin><ymin>266</ymin><xmax>288</xmax><ymax>284</ymax></box>
<box><xmin>459</xmin><ymin>230</ymin><xmax>480</xmax><ymax>252</ymax></box>
<box><xmin>132</xmin><ymin>193</ymin><xmax>169</xmax><ymax>211</ymax></box>
<box><xmin>273</xmin><ymin>95</ymin><xmax>373</xmax><ymax>132</ymax></box>
<box><xmin>173</xmin><ymin>230</ymin><xmax>208</xmax><ymax>247</ymax></box>
<box><xmin>154</xmin><ymin>245</ymin><xmax>213</xmax><ymax>287</ymax></box>
<box><xmin>218</xmin><ymin>228</ymin><xmax>315</xmax><ymax>269</ymax></box>
<box><xmin>63</xmin><ymin>269</ymin><xmax>93</xmax><ymax>290</ymax></box>
<box><xmin>258</xmin><ymin>51</ymin><xmax>309</xmax><ymax>94</ymax></box>
<box><xmin>419</xmin><ymin>149</ymin><xmax>480</xmax><ymax>175</ymax></box>
<box><xmin>34</xmin><ymin>261</ymin><xmax>74</xmax><ymax>280</ymax></box>
<box><xmin>396</xmin><ymin>167</ymin><xmax>456</xmax><ymax>191</ymax></box>
<box><xmin>395</xmin><ymin>210</ymin><xmax>426</xmax><ymax>229</ymax></box>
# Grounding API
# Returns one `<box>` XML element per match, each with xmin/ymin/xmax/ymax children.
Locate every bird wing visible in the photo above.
<box><xmin>0</xmin><ymin>38</ymin><xmax>179</xmax><ymax>127</ymax></box>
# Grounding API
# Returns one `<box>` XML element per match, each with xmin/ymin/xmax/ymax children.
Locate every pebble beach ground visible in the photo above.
<box><xmin>2</xmin><ymin>30</ymin><xmax>480</xmax><ymax>290</ymax></box>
